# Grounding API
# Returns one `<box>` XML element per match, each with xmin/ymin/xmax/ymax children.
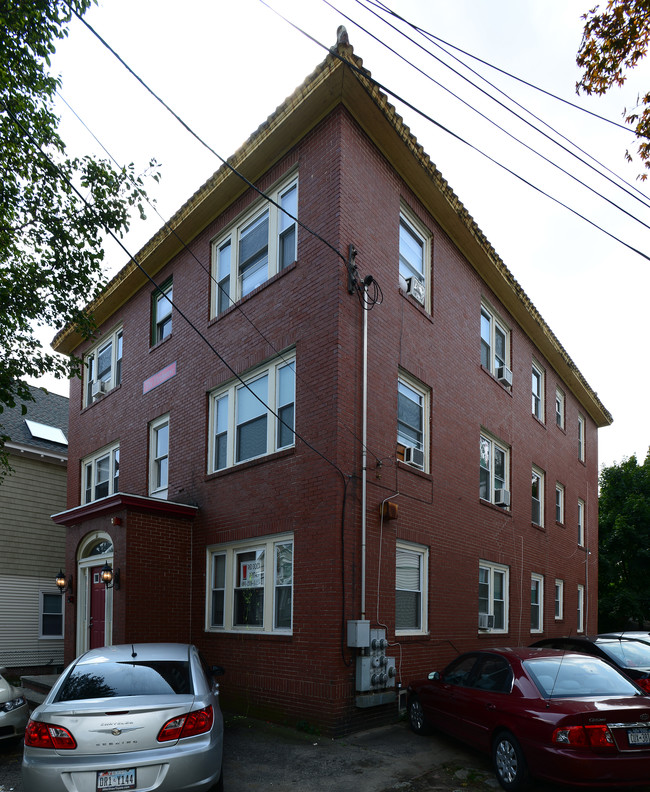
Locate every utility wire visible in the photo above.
<box><xmin>259</xmin><ymin>0</ymin><xmax>650</xmax><ymax>263</ymax></box>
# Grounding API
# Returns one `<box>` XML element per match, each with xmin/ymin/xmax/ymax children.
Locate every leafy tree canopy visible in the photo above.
<box><xmin>598</xmin><ymin>450</ymin><xmax>650</xmax><ymax>631</ymax></box>
<box><xmin>577</xmin><ymin>0</ymin><xmax>650</xmax><ymax>177</ymax></box>
<box><xmin>0</xmin><ymin>0</ymin><xmax>157</xmax><ymax>476</ymax></box>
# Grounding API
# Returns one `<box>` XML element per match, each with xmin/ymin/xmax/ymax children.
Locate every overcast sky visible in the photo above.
<box><xmin>38</xmin><ymin>0</ymin><xmax>650</xmax><ymax>471</ymax></box>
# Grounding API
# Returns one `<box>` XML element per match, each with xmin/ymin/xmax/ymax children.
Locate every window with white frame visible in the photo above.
<box><xmin>532</xmin><ymin>361</ymin><xmax>544</xmax><ymax>420</ymax></box>
<box><xmin>209</xmin><ymin>354</ymin><xmax>295</xmax><ymax>472</ymax></box>
<box><xmin>397</xmin><ymin>373</ymin><xmax>429</xmax><ymax>471</ymax></box>
<box><xmin>555</xmin><ymin>579</ymin><xmax>564</xmax><ymax>620</ymax></box>
<box><xmin>478</xmin><ymin>561</ymin><xmax>509</xmax><ymax>632</ymax></box>
<box><xmin>532</xmin><ymin>466</ymin><xmax>544</xmax><ymax>526</ymax></box>
<box><xmin>480</xmin><ymin>302</ymin><xmax>510</xmax><ymax>378</ymax></box>
<box><xmin>480</xmin><ymin>432</ymin><xmax>509</xmax><ymax>506</ymax></box>
<box><xmin>395</xmin><ymin>542</ymin><xmax>428</xmax><ymax>634</ymax></box>
<box><xmin>211</xmin><ymin>175</ymin><xmax>298</xmax><ymax>317</ymax></box>
<box><xmin>578</xmin><ymin>414</ymin><xmax>586</xmax><ymax>462</ymax></box>
<box><xmin>83</xmin><ymin>443</ymin><xmax>120</xmax><ymax>504</ymax></box>
<box><xmin>555</xmin><ymin>482</ymin><xmax>565</xmax><ymax>524</ymax></box>
<box><xmin>152</xmin><ymin>278</ymin><xmax>173</xmax><ymax>345</ymax></box>
<box><xmin>207</xmin><ymin>534</ymin><xmax>293</xmax><ymax>632</ymax></box>
<box><xmin>40</xmin><ymin>591</ymin><xmax>63</xmax><ymax>638</ymax></box>
<box><xmin>531</xmin><ymin>574</ymin><xmax>544</xmax><ymax>632</ymax></box>
<box><xmin>149</xmin><ymin>415</ymin><xmax>169</xmax><ymax>499</ymax></box>
<box><xmin>578</xmin><ymin>498</ymin><xmax>585</xmax><ymax>546</ymax></box>
<box><xmin>398</xmin><ymin>209</ymin><xmax>430</xmax><ymax>307</ymax></box>
<box><xmin>84</xmin><ymin>326</ymin><xmax>123</xmax><ymax>406</ymax></box>
<box><xmin>555</xmin><ymin>388</ymin><xmax>565</xmax><ymax>429</ymax></box>
<box><xmin>577</xmin><ymin>584</ymin><xmax>585</xmax><ymax>632</ymax></box>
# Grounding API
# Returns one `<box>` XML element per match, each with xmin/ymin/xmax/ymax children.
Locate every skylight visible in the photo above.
<box><xmin>25</xmin><ymin>419</ymin><xmax>68</xmax><ymax>446</ymax></box>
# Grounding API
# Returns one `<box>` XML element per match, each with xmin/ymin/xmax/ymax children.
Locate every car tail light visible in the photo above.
<box><xmin>158</xmin><ymin>705</ymin><xmax>214</xmax><ymax>742</ymax></box>
<box><xmin>25</xmin><ymin>719</ymin><xmax>77</xmax><ymax>750</ymax></box>
<box><xmin>553</xmin><ymin>724</ymin><xmax>615</xmax><ymax>750</ymax></box>
<box><xmin>635</xmin><ymin>677</ymin><xmax>650</xmax><ymax>694</ymax></box>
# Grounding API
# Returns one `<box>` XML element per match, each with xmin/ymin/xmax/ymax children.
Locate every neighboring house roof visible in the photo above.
<box><xmin>51</xmin><ymin>34</ymin><xmax>612</xmax><ymax>429</ymax></box>
<box><xmin>2</xmin><ymin>385</ymin><xmax>68</xmax><ymax>460</ymax></box>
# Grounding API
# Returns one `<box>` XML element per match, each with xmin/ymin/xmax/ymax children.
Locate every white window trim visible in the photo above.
<box><xmin>152</xmin><ymin>278</ymin><xmax>173</xmax><ymax>345</ymax></box>
<box><xmin>395</xmin><ymin>540</ymin><xmax>428</xmax><ymax>636</ymax></box>
<box><xmin>83</xmin><ymin>325</ymin><xmax>123</xmax><ymax>407</ymax></box>
<box><xmin>480</xmin><ymin>300</ymin><xmax>511</xmax><ymax>377</ymax></box>
<box><xmin>480</xmin><ymin>431</ymin><xmax>510</xmax><ymax>506</ymax></box>
<box><xmin>149</xmin><ymin>414</ymin><xmax>169</xmax><ymax>500</ymax></box>
<box><xmin>82</xmin><ymin>442</ymin><xmax>120</xmax><ymax>504</ymax></box>
<box><xmin>578</xmin><ymin>498</ymin><xmax>585</xmax><ymax>547</ymax></box>
<box><xmin>555</xmin><ymin>482</ymin><xmax>565</xmax><ymax>524</ymax></box>
<box><xmin>532</xmin><ymin>465</ymin><xmax>544</xmax><ymax>527</ymax></box>
<box><xmin>397</xmin><ymin>371</ymin><xmax>430</xmax><ymax>472</ymax></box>
<box><xmin>555</xmin><ymin>387</ymin><xmax>565</xmax><ymax>429</ymax></box>
<box><xmin>532</xmin><ymin>360</ymin><xmax>544</xmax><ymax>421</ymax></box>
<box><xmin>398</xmin><ymin>206</ymin><xmax>431</xmax><ymax>311</ymax></box>
<box><xmin>578</xmin><ymin>414</ymin><xmax>586</xmax><ymax>462</ymax></box>
<box><xmin>555</xmin><ymin>579</ymin><xmax>564</xmax><ymax>620</ymax></box>
<box><xmin>210</xmin><ymin>173</ymin><xmax>298</xmax><ymax>317</ymax></box>
<box><xmin>577</xmin><ymin>584</ymin><xmax>585</xmax><ymax>633</ymax></box>
<box><xmin>479</xmin><ymin>560</ymin><xmax>509</xmax><ymax>634</ymax></box>
<box><xmin>531</xmin><ymin>573</ymin><xmax>544</xmax><ymax>633</ymax></box>
<box><xmin>208</xmin><ymin>353</ymin><xmax>296</xmax><ymax>473</ymax></box>
<box><xmin>206</xmin><ymin>533</ymin><xmax>294</xmax><ymax>634</ymax></box>
<box><xmin>39</xmin><ymin>590</ymin><xmax>64</xmax><ymax>639</ymax></box>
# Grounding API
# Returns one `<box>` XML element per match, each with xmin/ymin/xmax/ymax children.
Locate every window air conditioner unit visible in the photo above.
<box><xmin>495</xmin><ymin>489</ymin><xmax>511</xmax><ymax>508</ymax></box>
<box><xmin>91</xmin><ymin>380</ymin><xmax>107</xmax><ymax>399</ymax></box>
<box><xmin>405</xmin><ymin>277</ymin><xmax>426</xmax><ymax>305</ymax></box>
<box><xmin>403</xmin><ymin>446</ymin><xmax>425</xmax><ymax>470</ymax></box>
<box><xmin>478</xmin><ymin>613</ymin><xmax>495</xmax><ymax>630</ymax></box>
<box><xmin>496</xmin><ymin>366</ymin><xmax>513</xmax><ymax>387</ymax></box>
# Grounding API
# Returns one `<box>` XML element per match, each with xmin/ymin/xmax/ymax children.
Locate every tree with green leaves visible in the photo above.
<box><xmin>0</xmin><ymin>0</ymin><xmax>156</xmax><ymax>478</ymax></box>
<box><xmin>577</xmin><ymin>0</ymin><xmax>650</xmax><ymax>177</ymax></box>
<box><xmin>598</xmin><ymin>451</ymin><xmax>650</xmax><ymax>631</ymax></box>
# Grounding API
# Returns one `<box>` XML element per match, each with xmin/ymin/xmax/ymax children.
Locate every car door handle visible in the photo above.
<box><xmin>486</xmin><ymin>703</ymin><xmax>496</xmax><ymax>710</ymax></box>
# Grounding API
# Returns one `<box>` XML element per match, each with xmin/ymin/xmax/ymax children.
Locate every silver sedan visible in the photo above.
<box><xmin>22</xmin><ymin>643</ymin><xmax>224</xmax><ymax>792</ymax></box>
<box><xmin>0</xmin><ymin>668</ymin><xmax>29</xmax><ymax>741</ymax></box>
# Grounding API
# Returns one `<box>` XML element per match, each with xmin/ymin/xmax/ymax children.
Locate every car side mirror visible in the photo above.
<box><xmin>428</xmin><ymin>671</ymin><xmax>440</xmax><ymax>681</ymax></box>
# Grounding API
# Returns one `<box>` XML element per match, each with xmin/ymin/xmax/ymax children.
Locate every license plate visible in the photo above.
<box><xmin>628</xmin><ymin>729</ymin><xmax>650</xmax><ymax>745</ymax></box>
<box><xmin>96</xmin><ymin>768</ymin><xmax>136</xmax><ymax>790</ymax></box>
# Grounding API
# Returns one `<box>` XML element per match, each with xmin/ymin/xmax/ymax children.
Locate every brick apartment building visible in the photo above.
<box><xmin>51</xmin><ymin>33</ymin><xmax>611</xmax><ymax>734</ymax></box>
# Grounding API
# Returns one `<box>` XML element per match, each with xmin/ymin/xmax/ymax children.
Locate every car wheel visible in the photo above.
<box><xmin>408</xmin><ymin>695</ymin><xmax>429</xmax><ymax>734</ymax></box>
<box><xmin>492</xmin><ymin>731</ymin><xmax>529</xmax><ymax>792</ymax></box>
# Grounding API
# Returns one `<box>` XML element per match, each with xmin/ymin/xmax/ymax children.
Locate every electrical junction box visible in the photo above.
<box><xmin>355</xmin><ymin>627</ymin><xmax>396</xmax><ymax>692</ymax></box>
<box><xmin>347</xmin><ymin>619</ymin><xmax>370</xmax><ymax>648</ymax></box>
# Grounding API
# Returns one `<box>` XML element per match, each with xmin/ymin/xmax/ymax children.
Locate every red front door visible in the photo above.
<box><xmin>90</xmin><ymin>565</ymin><xmax>106</xmax><ymax>649</ymax></box>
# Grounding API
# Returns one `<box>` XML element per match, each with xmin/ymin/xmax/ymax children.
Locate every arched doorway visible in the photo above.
<box><xmin>76</xmin><ymin>532</ymin><xmax>114</xmax><ymax>655</ymax></box>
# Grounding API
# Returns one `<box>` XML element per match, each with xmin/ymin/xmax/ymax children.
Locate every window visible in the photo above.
<box><xmin>209</xmin><ymin>354</ymin><xmax>295</xmax><ymax>472</ymax></box>
<box><xmin>555</xmin><ymin>483</ymin><xmax>564</xmax><ymax>524</ymax></box>
<box><xmin>577</xmin><ymin>584</ymin><xmax>585</xmax><ymax>632</ymax></box>
<box><xmin>395</xmin><ymin>542</ymin><xmax>428</xmax><ymax>634</ymax></box>
<box><xmin>149</xmin><ymin>415</ymin><xmax>169</xmax><ymax>499</ymax></box>
<box><xmin>531</xmin><ymin>574</ymin><xmax>544</xmax><ymax>632</ymax></box>
<box><xmin>152</xmin><ymin>278</ymin><xmax>173</xmax><ymax>344</ymax></box>
<box><xmin>397</xmin><ymin>373</ymin><xmax>429</xmax><ymax>470</ymax></box>
<box><xmin>207</xmin><ymin>535</ymin><xmax>293</xmax><ymax>632</ymax></box>
<box><xmin>578</xmin><ymin>498</ymin><xmax>585</xmax><ymax>546</ymax></box>
<box><xmin>211</xmin><ymin>176</ymin><xmax>298</xmax><ymax>316</ymax></box>
<box><xmin>532</xmin><ymin>361</ymin><xmax>544</xmax><ymax>420</ymax></box>
<box><xmin>478</xmin><ymin>561</ymin><xmax>509</xmax><ymax>632</ymax></box>
<box><xmin>480</xmin><ymin>302</ymin><xmax>510</xmax><ymax>377</ymax></box>
<box><xmin>532</xmin><ymin>466</ymin><xmax>544</xmax><ymax>526</ymax></box>
<box><xmin>480</xmin><ymin>432</ymin><xmax>509</xmax><ymax>505</ymax></box>
<box><xmin>578</xmin><ymin>414</ymin><xmax>586</xmax><ymax>462</ymax></box>
<box><xmin>398</xmin><ymin>209</ymin><xmax>430</xmax><ymax>307</ymax></box>
<box><xmin>555</xmin><ymin>388</ymin><xmax>565</xmax><ymax>429</ymax></box>
<box><xmin>40</xmin><ymin>592</ymin><xmax>63</xmax><ymax>638</ymax></box>
<box><xmin>82</xmin><ymin>443</ymin><xmax>120</xmax><ymax>504</ymax></box>
<box><xmin>84</xmin><ymin>326</ymin><xmax>123</xmax><ymax>406</ymax></box>
<box><xmin>555</xmin><ymin>579</ymin><xmax>564</xmax><ymax>620</ymax></box>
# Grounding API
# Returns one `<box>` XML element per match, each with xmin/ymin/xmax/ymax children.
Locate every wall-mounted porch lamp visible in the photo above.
<box><xmin>56</xmin><ymin>569</ymin><xmax>73</xmax><ymax>594</ymax></box>
<box><xmin>100</xmin><ymin>562</ymin><xmax>120</xmax><ymax>590</ymax></box>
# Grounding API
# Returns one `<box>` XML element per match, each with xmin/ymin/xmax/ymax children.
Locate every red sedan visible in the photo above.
<box><xmin>407</xmin><ymin>647</ymin><xmax>650</xmax><ymax>790</ymax></box>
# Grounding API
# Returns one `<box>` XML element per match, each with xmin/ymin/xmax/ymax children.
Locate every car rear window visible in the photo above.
<box><xmin>55</xmin><ymin>660</ymin><xmax>191</xmax><ymax>702</ymax></box>
<box><xmin>598</xmin><ymin>640</ymin><xmax>650</xmax><ymax>668</ymax></box>
<box><xmin>525</xmin><ymin>655</ymin><xmax>641</xmax><ymax>698</ymax></box>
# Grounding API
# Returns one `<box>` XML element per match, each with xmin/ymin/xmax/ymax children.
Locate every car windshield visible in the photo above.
<box><xmin>54</xmin><ymin>660</ymin><xmax>191</xmax><ymax>702</ymax></box>
<box><xmin>525</xmin><ymin>655</ymin><xmax>640</xmax><ymax>698</ymax></box>
<box><xmin>598</xmin><ymin>640</ymin><xmax>650</xmax><ymax>669</ymax></box>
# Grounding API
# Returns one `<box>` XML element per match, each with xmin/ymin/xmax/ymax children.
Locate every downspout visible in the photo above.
<box><xmin>361</xmin><ymin>278</ymin><xmax>369</xmax><ymax>621</ymax></box>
